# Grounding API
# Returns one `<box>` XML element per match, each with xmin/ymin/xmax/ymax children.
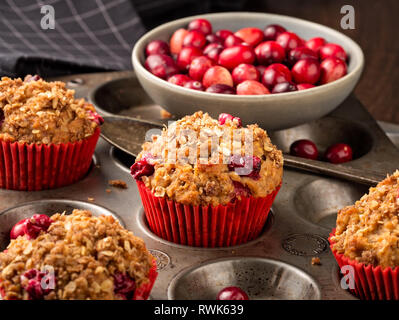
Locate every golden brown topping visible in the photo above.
<box><xmin>108</xmin><ymin>180</ymin><xmax>128</xmax><ymax>189</ymax></box>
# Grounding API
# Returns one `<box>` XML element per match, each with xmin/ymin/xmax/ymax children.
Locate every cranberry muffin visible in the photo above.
<box><xmin>0</xmin><ymin>210</ymin><xmax>157</xmax><ymax>300</ymax></box>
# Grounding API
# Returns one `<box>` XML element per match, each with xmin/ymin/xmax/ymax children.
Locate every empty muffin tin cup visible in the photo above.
<box><xmin>136</xmin><ymin>181</ymin><xmax>281</xmax><ymax>248</ymax></box>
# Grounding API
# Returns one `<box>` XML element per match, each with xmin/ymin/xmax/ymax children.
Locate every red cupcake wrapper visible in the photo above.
<box><xmin>137</xmin><ymin>180</ymin><xmax>281</xmax><ymax>247</ymax></box>
<box><xmin>0</xmin><ymin>128</ymin><xmax>100</xmax><ymax>191</ymax></box>
<box><xmin>133</xmin><ymin>258</ymin><xmax>158</xmax><ymax>300</ymax></box>
<box><xmin>329</xmin><ymin>230</ymin><xmax>399</xmax><ymax>300</ymax></box>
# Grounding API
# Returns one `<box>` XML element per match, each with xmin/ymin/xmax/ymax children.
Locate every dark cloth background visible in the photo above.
<box><xmin>0</xmin><ymin>0</ymin><xmax>245</xmax><ymax>78</ymax></box>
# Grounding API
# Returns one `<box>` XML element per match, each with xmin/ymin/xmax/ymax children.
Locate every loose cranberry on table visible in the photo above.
<box><xmin>203</xmin><ymin>43</ymin><xmax>224</xmax><ymax>62</ymax></box>
<box><xmin>218</xmin><ymin>113</ymin><xmax>242</xmax><ymax>127</ymax></box>
<box><xmin>297</xmin><ymin>83</ymin><xmax>315</xmax><ymax>90</ymax></box>
<box><xmin>217</xmin><ymin>287</ymin><xmax>249</xmax><ymax>300</ymax></box>
<box><xmin>202</xmin><ymin>66</ymin><xmax>233</xmax><ymax>88</ymax></box>
<box><xmin>305</xmin><ymin>37</ymin><xmax>326</xmax><ymax>53</ymax></box>
<box><xmin>215</xmin><ymin>29</ymin><xmax>234</xmax><ymax>40</ymax></box>
<box><xmin>290</xmin><ymin>139</ymin><xmax>319</xmax><ymax>160</ymax></box>
<box><xmin>184</xmin><ymin>80</ymin><xmax>205</xmax><ymax>91</ymax></box>
<box><xmin>188</xmin><ymin>18</ymin><xmax>212</xmax><ymax>35</ymax></box>
<box><xmin>263</xmin><ymin>24</ymin><xmax>286</xmax><ymax>41</ymax></box>
<box><xmin>228</xmin><ymin>155</ymin><xmax>261</xmax><ymax>179</ymax></box>
<box><xmin>291</xmin><ymin>59</ymin><xmax>321</xmax><ymax>85</ymax></box>
<box><xmin>262</xmin><ymin>63</ymin><xmax>292</xmax><ymax>90</ymax></box>
<box><xmin>232</xmin><ymin>63</ymin><xmax>259</xmax><ymax>85</ymax></box>
<box><xmin>130</xmin><ymin>155</ymin><xmax>155</xmax><ymax>179</ymax></box>
<box><xmin>10</xmin><ymin>214</ymin><xmax>53</xmax><ymax>240</ymax></box>
<box><xmin>254</xmin><ymin>41</ymin><xmax>286</xmax><ymax>65</ymax></box>
<box><xmin>319</xmin><ymin>43</ymin><xmax>347</xmax><ymax>61</ymax></box>
<box><xmin>145</xmin><ymin>40</ymin><xmax>170</xmax><ymax>56</ymax></box>
<box><xmin>237</xmin><ymin>80</ymin><xmax>269</xmax><ymax>95</ymax></box>
<box><xmin>224</xmin><ymin>34</ymin><xmax>244</xmax><ymax>48</ymax></box>
<box><xmin>319</xmin><ymin>57</ymin><xmax>347</xmax><ymax>84</ymax></box>
<box><xmin>189</xmin><ymin>56</ymin><xmax>214</xmax><ymax>81</ymax></box>
<box><xmin>205</xmin><ymin>84</ymin><xmax>235</xmax><ymax>94</ymax></box>
<box><xmin>276</xmin><ymin>31</ymin><xmax>303</xmax><ymax>52</ymax></box>
<box><xmin>167</xmin><ymin>74</ymin><xmax>191</xmax><ymax>87</ymax></box>
<box><xmin>287</xmin><ymin>46</ymin><xmax>318</xmax><ymax>66</ymax></box>
<box><xmin>170</xmin><ymin>28</ymin><xmax>189</xmax><ymax>54</ymax></box>
<box><xmin>272</xmin><ymin>82</ymin><xmax>297</xmax><ymax>93</ymax></box>
<box><xmin>325</xmin><ymin>143</ymin><xmax>353</xmax><ymax>164</ymax></box>
<box><xmin>145</xmin><ymin>54</ymin><xmax>179</xmax><ymax>80</ymax></box>
<box><xmin>206</xmin><ymin>34</ymin><xmax>223</xmax><ymax>45</ymax></box>
<box><xmin>234</xmin><ymin>27</ymin><xmax>264</xmax><ymax>46</ymax></box>
<box><xmin>182</xmin><ymin>30</ymin><xmax>207</xmax><ymax>49</ymax></box>
<box><xmin>176</xmin><ymin>47</ymin><xmax>203</xmax><ymax>71</ymax></box>
<box><xmin>218</xmin><ymin>45</ymin><xmax>256</xmax><ymax>70</ymax></box>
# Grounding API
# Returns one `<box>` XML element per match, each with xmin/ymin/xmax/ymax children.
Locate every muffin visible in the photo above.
<box><xmin>130</xmin><ymin>111</ymin><xmax>283</xmax><ymax>247</ymax></box>
<box><xmin>0</xmin><ymin>75</ymin><xmax>102</xmax><ymax>190</ymax></box>
<box><xmin>0</xmin><ymin>210</ymin><xmax>157</xmax><ymax>300</ymax></box>
<box><xmin>330</xmin><ymin>170</ymin><xmax>399</xmax><ymax>300</ymax></box>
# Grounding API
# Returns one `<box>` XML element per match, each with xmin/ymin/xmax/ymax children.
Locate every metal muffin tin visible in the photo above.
<box><xmin>0</xmin><ymin>71</ymin><xmax>398</xmax><ymax>300</ymax></box>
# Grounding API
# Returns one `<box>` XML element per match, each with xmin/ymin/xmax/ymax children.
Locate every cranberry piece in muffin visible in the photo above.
<box><xmin>10</xmin><ymin>214</ymin><xmax>52</xmax><ymax>240</ymax></box>
<box><xmin>21</xmin><ymin>269</ymin><xmax>55</xmax><ymax>300</ymax></box>
<box><xmin>113</xmin><ymin>273</ymin><xmax>136</xmax><ymax>300</ymax></box>
<box><xmin>130</xmin><ymin>154</ymin><xmax>155</xmax><ymax>179</ymax></box>
<box><xmin>218</xmin><ymin>113</ymin><xmax>242</xmax><ymax>127</ymax></box>
<box><xmin>228</xmin><ymin>155</ymin><xmax>261</xmax><ymax>179</ymax></box>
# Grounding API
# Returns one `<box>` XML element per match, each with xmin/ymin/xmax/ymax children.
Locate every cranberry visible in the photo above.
<box><xmin>297</xmin><ymin>83</ymin><xmax>315</xmax><ymax>90</ymax></box>
<box><xmin>184</xmin><ymin>80</ymin><xmax>205</xmax><ymax>91</ymax></box>
<box><xmin>189</xmin><ymin>56</ymin><xmax>214</xmax><ymax>81</ymax></box>
<box><xmin>203</xmin><ymin>43</ymin><xmax>224</xmax><ymax>62</ymax></box>
<box><xmin>234</xmin><ymin>27</ymin><xmax>264</xmax><ymax>46</ymax></box>
<box><xmin>276</xmin><ymin>32</ymin><xmax>302</xmax><ymax>52</ymax></box>
<box><xmin>205</xmin><ymin>84</ymin><xmax>235</xmax><ymax>94</ymax></box>
<box><xmin>183</xmin><ymin>30</ymin><xmax>207</xmax><ymax>49</ymax></box>
<box><xmin>217</xmin><ymin>286</ymin><xmax>249</xmax><ymax>300</ymax></box>
<box><xmin>21</xmin><ymin>269</ymin><xmax>55</xmax><ymax>300</ymax></box>
<box><xmin>218</xmin><ymin>113</ymin><xmax>242</xmax><ymax>127</ymax></box>
<box><xmin>237</xmin><ymin>80</ymin><xmax>269</xmax><ymax>95</ymax></box>
<box><xmin>255</xmin><ymin>65</ymin><xmax>267</xmax><ymax>78</ymax></box>
<box><xmin>319</xmin><ymin>43</ymin><xmax>347</xmax><ymax>61</ymax></box>
<box><xmin>290</xmin><ymin>139</ymin><xmax>319</xmax><ymax>160</ymax></box>
<box><xmin>130</xmin><ymin>156</ymin><xmax>155</xmax><ymax>179</ymax></box>
<box><xmin>218</xmin><ymin>45</ymin><xmax>256</xmax><ymax>70</ymax></box>
<box><xmin>113</xmin><ymin>273</ymin><xmax>136</xmax><ymax>300</ymax></box>
<box><xmin>228</xmin><ymin>155</ymin><xmax>261</xmax><ymax>179</ymax></box>
<box><xmin>255</xmin><ymin>41</ymin><xmax>285</xmax><ymax>65</ymax></box>
<box><xmin>215</xmin><ymin>29</ymin><xmax>234</xmax><ymax>40</ymax></box>
<box><xmin>287</xmin><ymin>46</ymin><xmax>318</xmax><ymax>66</ymax></box>
<box><xmin>206</xmin><ymin>34</ymin><xmax>223</xmax><ymax>45</ymax></box>
<box><xmin>176</xmin><ymin>47</ymin><xmax>203</xmax><ymax>71</ymax></box>
<box><xmin>202</xmin><ymin>66</ymin><xmax>233</xmax><ymax>88</ymax></box>
<box><xmin>263</xmin><ymin>24</ymin><xmax>286</xmax><ymax>41</ymax></box>
<box><xmin>88</xmin><ymin>110</ymin><xmax>104</xmax><ymax>125</ymax></box>
<box><xmin>170</xmin><ymin>28</ymin><xmax>189</xmax><ymax>54</ymax></box>
<box><xmin>167</xmin><ymin>74</ymin><xmax>191</xmax><ymax>87</ymax></box>
<box><xmin>319</xmin><ymin>57</ymin><xmax>347</xmax><ymax>84</ymax></box>
<box><xmin>232</xmin><ymin>181</ymin><xmax>251</xmax><ymax>198</ymax></box>
<box><xmin>325</xmin><ymin>143</ymin><xmax>353</xmax><ymax>164</ymax></box>
<box><xmin>188</xmin><ymin>18</ymin><xmax>212</xmax><ymax>35</ymax></box>
<box><xmin>291</xmin><ymin>59</ymin><xmax>320</xmax><ymax>85</ymax></box>
<box><xmin>145</xmin><ymin>40</ymin><xmax>170</xmax><ymax>56</ymax></box>
<box><xmin>25</xmin><ymin>75</ymin><xmax>41</xmax><ymax>82</ymax></box>
<box><xmin>145</xmin><ymin>54</ymin><xmax>179</xmax><ymax>79</ymax></box>
<box><xmin>272</xmin><ymin>82</ymin><xmax>297</xmax><ymax>94</ymax></box>
<box><xmin>232</xmin><ymin>63</ymin><xmax>259</xmax><ymax>85</ymax></box>
<box><xmin>305</xmin><ymin>37</ymin><xmax>326</xmax><ymax>53</ymax></box>
<box><xmin>262</xmin><ymin>63</ymin><xmax>292</xmax><ymax>90</ymax></box>
<box><xmin>224</xmin><ymin>34</ymin><xmax>244</xmax><ymax>48</ymax></box>
<box><xmin>10</xmin><ymin>214</ymin><xmax>52</xmax><ymax>240</ymax></box>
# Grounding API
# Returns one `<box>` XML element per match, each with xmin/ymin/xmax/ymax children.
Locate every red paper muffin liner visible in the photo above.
<box><xmin>329</xmin><ymin>230</ymin><xmax>399</xmax><ymax>300</ymax></box>
<box><xmin>0</xmin><ymin>128</ymin><xmax>100</xmax><ymax>191</ymax></box>
<box><xmin>137</xmin><ymin>180</ymin><xmax>281</xmax><ymax>247</ymax></box>
<box><xmin>133</xmin><ymin>258</ymin><xmax>158</xmax><ymax>300</ymax></box>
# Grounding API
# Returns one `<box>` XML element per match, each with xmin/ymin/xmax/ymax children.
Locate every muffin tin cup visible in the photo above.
<box><xmin>0</xmin><ymin>128</ymin><xmax>100</xmax><ymax>191</ymax></box>
<box><xmin>329</xmin><ymin>231</ymin><xmax>399</xmax><ymax>300</ymax></box>
<box><xmin>133</xmin><ymin>259</ymin><xmax>158</xmax><ymax>300</ymax></box>
<box><xmin>137</xmin><ymin>180</ymin><xmax>281</xmax><ymax>248</ymax></box>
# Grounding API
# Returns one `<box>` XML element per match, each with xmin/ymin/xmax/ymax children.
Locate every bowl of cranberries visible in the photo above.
<box><xmin>132</xmin><ymin>12</ymin><xmax>364</xmax><ymax>130</ymax></box>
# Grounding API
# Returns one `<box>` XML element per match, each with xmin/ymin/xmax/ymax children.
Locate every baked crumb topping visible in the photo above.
<box><xmin>109</xmin><ymin>180</ymin><xmax>128</xmax><ymax>189</ymax></box>
<box><xmin>331</xmin><ymin>171</ymin><xmax>399</xmax><ymax>268</ymax></box>
<box><xmin>0</xmin><ymin>210</ymin><xmax>154</xmax><ymax>300</ymax></box>
<box><xmin>0</xmin><ymin>76</ymin><xmax>99</xmax><ymax>144</ymax></box>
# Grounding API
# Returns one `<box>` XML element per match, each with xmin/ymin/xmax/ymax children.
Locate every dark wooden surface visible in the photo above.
<box><xmin>246</xmin><ymin>0</ymin><xmax>399</xmax><ymax>124</ymax></box>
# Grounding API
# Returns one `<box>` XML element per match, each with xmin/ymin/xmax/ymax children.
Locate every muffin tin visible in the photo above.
<box><xmin>0</xmin><ymin>71</ymin><xmax>398</xmax><ymax>300</ymax></box>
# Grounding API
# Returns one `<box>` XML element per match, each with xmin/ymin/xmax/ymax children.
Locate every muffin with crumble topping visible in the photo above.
<box><xmin>130</xmin><ymin>111</ymin><xmax>283</xmax><ymax>247</ymax></box>
<box><xmin>0</xmin><ymin>210</ymin><xmax>157</xmax><ymax>300</ymax></box>
<box><xmin>0</xmin><ymin>75</ymin><xmax>102</xmax><ymax>190</ymax></box>
<box><xmin>329</xmin><ymin>170</ymin><xmax>399</xmax><ymax>300</ymax></box>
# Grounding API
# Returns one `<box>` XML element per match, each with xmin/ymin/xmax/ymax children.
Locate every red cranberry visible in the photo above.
<box><xmin>272</xmin><ymin>82</ymin><xmax>297</xmax><ymax>94</ymax></box>
<box><xmin>291</xmin><ymin>59</ymin><xmax>320</xmax><ymax>85</ymax></box>
<box><xmin>88</xmin><ymin>110</ymin><xmax>104</xmax><ymax>125</ymax></box>
<box><xmin>228</xmin><ymin>155</ymin><xmax>261</xmax><ymax>179</ymax></box>
<box><xmin>319</xmin><ymin>57</ymin><xmax>347</xmax><ymax>84</ymax></box>
<box><xmin>10</xmin><ymin>214</ymin><xmax>52</xmax><ymax>240</ymax></box>
<box><xmin>130</xmin><ymin>156</ymin><xmax>155</xmax><ymax>179</ymax></box>
<box><xmin>262</xmin><ymin>63</ymin><xmax>292</xmax><ymax>90</ymax></box>
<box><xmin>170</xmin><ymin>28</ymin><xmax>189</xmax><ymax>54</ymax></box>
<box><xmin>287</xmin><ymin>46</ymin><xmax>318</xmax><ymax>66</ymax></box>
<box><xmin>305</xmin><ymin>37</ymin><xmax>326</xmax><ymax>53</ymax></box>
<box><xmin>217</xmin><ymin>286</ymin><xmax>249</xmax><ymax>300</ymax></box>
<box><xmin>167</xmin><ymin>74</ymin><xmax>191</xmax><ymax>86</ymax></box>
<box><xmin>113</xmin><ymin>273</ymin><xmax>136</xmax><ymax>300</ymax></box>
<box><xmin>237</xmin><ymin>80</ymin><xmax>269</xmax><ymax>95</ymax></box>
<box><xmin>325</xmin><ymin>143</ymin><xmax>353</xmax><ymax>164</ymax></box>
<box><xmin>276</xmin><ymin>32</ymin><xmax>303</xmax><ymax>52</ymax></box>
<box><xmin>218</xmin><ymin>45</ymin><xmax>256</xmax><ymax>70</ymax></box>
<box><xmin>263</xmin><ymin>24</ymin><xmax>286</xmax><ymax>41</ymax></box>
<box><xmin>188</xmin><ymin>18</ymin><xmax>212</xmax><ymax>35</ymax></box>
<box><xmin>234</xmin><ymin>27</ymin><xmax>264</xmax><ymax>46</ymax></box>
<box><xmin>202</xmin><ymin>66</ymin><xmax>233</xmax><ymax>88</ymax></box>
<box><xmin>183</xmin><ymin>30</ymin><xmax>207</xmax><ymax>49</ymax></box>
<box><xmin>176</xmin><ymin>47</ymin><xmax>203</xmax><ymax>71</ymax></box>
<box><xmin>184</xmin><ymin>80</ymin><xmax>205</xmax><ymax>91</ymax></box>
<box><xmin>203</xmin><ymin>43</ymin><xmax>224</xmax><ymax>62</ymax></box>
<box><xmin>205</xmin><ymin>84</ymin><xmax>235</xmax><ymax>94</ymax></box>
<box><xmin>255</xmin><ymin>65</ymin><xmax>267</xmax><ymax>78</ymax></box>
<box><xmin>224</xmin><ymin>34</ymin><xmax>244</xmax><ymax>48</ymax></box>
<box><xmin>232</xmin><ymin>181</ymin><xmax>251</xmax><ymax>198</ymax></box>
<box><xmin>25</xmin><ymin>75</ymin><xmax>41</xmax><ymax>82</ymax></box>
<box><xmin>297</xmin><ymin>83</ymin><xmax>315</xmax><ymax>90</ymax></box>
<box><xmin>22</xmin><ymin>269</ymin><xmax>55</xmax><ymax>300</ymax></box>
<box><xmin>255</xmin><ymin>41</ymin><xmax>285</xmax><ymax>65</ymax></box>
<box><xmin>290</xmin><ymin>139</ymin><xmax>319</xmax><ymax>160</ymax></box>
<box><xmin>206</xmin><ymin>34</ymin><xmax>223</xmax><ymax>45</ymax></box>
<box><xmin>218</xmin><ymin>113</ymin><xmax>242</xmax><ymax>127</ymax></box>
<box><xmin>319</xmin><ymin>43</ymin><xmax>347</xmax><ymax>61</ymax></box>
<box><xmin>232</xmin><ymin>63</ymin><xmax>259</xmax><ymax>85</ymax></box>
<box><xmin>145</xmin><ymin>40</ymin><xmax>170</xmax><ymax>56</ymax></box>
<box><xmin>189</xmin><ymin>56</ymin><xmax>214</xmax><ymax>81</ymax></box>
<box><xmin>145</xmin><ymin>54</ymin><xmax>179</xmax><ymax>79</ymax></box>
<box><xmin>215</xmin><ymin>29</ymin><xmax>234</xmax><ymax>40</ymax></box>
